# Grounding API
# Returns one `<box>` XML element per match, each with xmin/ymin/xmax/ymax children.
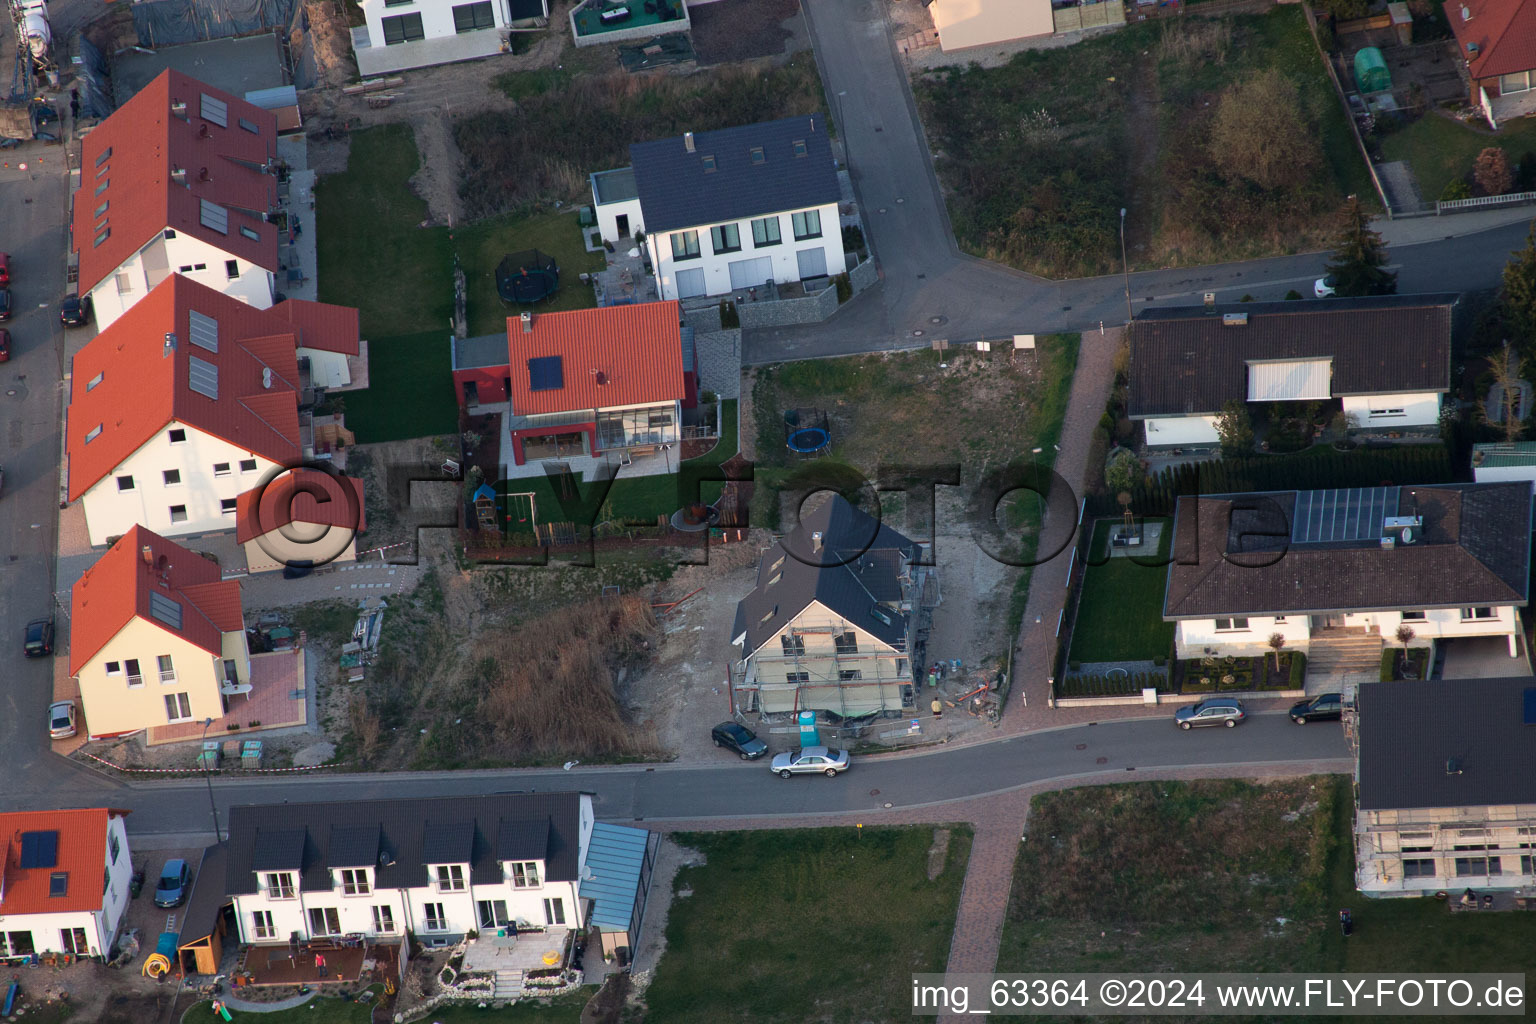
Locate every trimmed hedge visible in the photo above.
<box><xmin>1380</xmin><ymin>648</ymin><xmax>1395</xmax><ymax>682</ymax></box>
<box><xmin>1289</xmin><ymin>651</ymin><xmax>1306</xmax><ymax>689</ymax></box>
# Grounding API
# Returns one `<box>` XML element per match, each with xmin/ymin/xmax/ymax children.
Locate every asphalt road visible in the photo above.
<box><xmin>1</xmin><ymin>713</ymin><xmax>1350</xmax><ymax>837</ymax></box>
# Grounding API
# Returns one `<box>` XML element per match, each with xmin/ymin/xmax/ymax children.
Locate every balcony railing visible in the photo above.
<box><xmin>127</xmin><ymin>674</ymin><xmax>144</xmax><ymax>688</ymax></box>
<box><xmin>159</xmin><ymin>669</ymin><xmax>176</xmax><ymax>684</ymax></box>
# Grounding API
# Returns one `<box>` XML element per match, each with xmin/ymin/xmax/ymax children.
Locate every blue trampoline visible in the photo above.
<box><xmin>784</xmin><ymin>408</ymin><xmax>831</xmax><ymax>455</ymax></box>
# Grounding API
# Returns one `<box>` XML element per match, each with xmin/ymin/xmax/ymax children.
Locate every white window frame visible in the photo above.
<box><xmin>307</xmin><ymin>906</ymin><xmax>341</xmax><ymax>936</ymax></box>
<box><xmin>1213</xmin><ymin>617</ymin><xmax>1249</xmax><ymax>631</ymax></box>
<box><xmin>164</xmin><ymin>691</ymin><xmax>193</xmax><ymax>723</ymax></box>
<box><xmin>157</xmin><ymin>654</ymin><xmax>176</xmax><ymax>684</ymax></box>
<box><xmin>372</xmin><ymin>905</ymin><xmax>396</xmax><ymax>933</ymax></box>
<box><xmin>252</xmin><ymin>910</ymin><xmax>276</xmax><ymax>939</ymax></box>
<box><xmin>125</xmin><ymin>658</ymin><xmax>143</xmax><ymax>688</ymax></box>
<box><xmin>1461</xmin><ymin>607</ymin><xmax>1496</xmax><ymax>621</ymax></box>
<box><xmin>116</xmin><ymin>474</ymin><xmax>135</xmax><ymax>492</ymax></box>
<box><xmin>339</xmin><ymin>868</ymin><xmax>371</xmax><ymax>896</ymax></box>
<box><xmin>264</xmin><ymin>872</ymin><xmax>296</xmax><ymax>900</ymax></box>
<box><xmin>213</xmin><ymin>462</ymin><xmax>232</xmax><ymax>477</ymax></box>
<box><xmin>434</xmin><ymin>864</ymin><xmax>466</xmax><ymax>892</ymax></box>
<box><xmin>240</xmin><ymin>459</ymin><xmax>259</xmax><ymax>474</ymax></box>
<box><xmin>1401</xmin><ymin>610</ymin><xmax>1427</xmax><ymax>621</ymax></box>
<box><xmin>508</xmin><ymin>861</ymin><xmax>541</xmax><ymax>889</ymax></box>
<box><xmin>169</xmin><ymin>505</ymin><xmax>188</xmax><ymax>524</ymax></box>
<box><xmin>1499</xmin><ymin>70</ymin><xmax>1533</xmax><ymax>95</ymax></box>
<box><xmin>168</xmin><ymin>429</ymin><xmax>187</xmax><ymax>445</ymax></box>
<box><xmin>422</xmin><ymin>902</ymin><xmax>448</xmax><ymax>931</ymax></box>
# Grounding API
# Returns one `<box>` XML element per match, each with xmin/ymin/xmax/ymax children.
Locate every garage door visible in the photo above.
<box><xmin>728</xmin><ymin>256</ymin><xmax>773</xmax><ymax>290</ymax></box>
<box><xmin>675</xmin><ymin>267</ymin><xmax>707</xmax><ymax>299</ymax></box>
<box><xmin>795</xmin><ymin>247</ymin><xmax>828</xmax><ymax>280</ymax></box>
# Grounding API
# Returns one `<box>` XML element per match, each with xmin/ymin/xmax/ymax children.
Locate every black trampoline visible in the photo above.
<box><xmin>496</xmin><ymin>249</ymin><xmax>560</xmax><ymax>304</ymax></box>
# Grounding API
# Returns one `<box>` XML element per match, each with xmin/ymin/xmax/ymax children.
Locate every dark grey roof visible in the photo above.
<box><xmin>327</xmin><ymin>825</ymin><xmax>380</xmax><ymax>868</ymax></box>
<box><xmin>630</xmin><ymin>115</ymin><xmax>840</xmax><ymax>234</ymax></box>
<box><xmin>1128</xmin><ymin>295</ymin><xmax>1456</xmax><ymax>418</ymax></box>
<box><xmin>496</xmin><ymin>819</ymin><xmax>551</xmax><ymax>862</ymax></box>
<box><xmin>1358</xmin><ymin>677</ymin><xmax>1536</xmax><ymax>810</ymax></box>
<box><xmin>680</xmin><ymin>325</ymin><xmax>695</xmax><ymax>374</ymax></box>
<box><xmin>731</xmin><ymin>495</ymin><xmax>920</xmax><ymax>656</ymax></box>
<box><xmin>225</xmin><ymin>794</ymin><xmax>582</xmax><ymax>896</ymax></box>
<box><xmin>250</xmin><ymin>828</ymin><xmax>306</xmax><ymax>871</ymax></box>
<box><xmin>452</xmin><ymin>333</ymin><xmax>509</xmax><ymax>372</ymax></box>
<box><xmin>177</xmin><ymin>843</ymin><xmax>229</xmax><ymax>945</ymax></box>
<box><xmin>1163</xmin><ymin>483</ymin><xmax>1532</xmax><ymax>618</ymax></box>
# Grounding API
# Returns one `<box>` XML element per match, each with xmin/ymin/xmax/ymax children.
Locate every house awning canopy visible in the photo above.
<box><xmin>1247</xmin><ymin>358</ymin><xmax>1332</xmax><ymax>402</ymax></box>
<box><xmin>578</xmin><ymin>823</ymin><xmax>651</xmax><ymax>930</ymax></box>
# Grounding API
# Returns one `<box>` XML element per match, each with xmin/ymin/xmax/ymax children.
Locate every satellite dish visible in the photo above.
<box><xmin>1400</xmin><ymin>526</ymin><xmax>1414</xmax><ymax>545</ymax></box>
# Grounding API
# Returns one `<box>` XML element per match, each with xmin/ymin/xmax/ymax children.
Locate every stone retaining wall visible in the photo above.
<box><xmin>1052</xmin><ymin>687</ymin><xmax>1305</xmax><ymax>708</ymax></box>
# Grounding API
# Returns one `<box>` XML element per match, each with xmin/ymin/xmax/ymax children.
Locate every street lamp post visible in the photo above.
<box><xmin>200</xmin><ymin>717</ymin><xmax>223</xmax><ymax>843</ymax></box>
<box><xmin>1119</xmin><ymin>208</ymin><xmax>1133</xmax><ymax>323</ymax></box>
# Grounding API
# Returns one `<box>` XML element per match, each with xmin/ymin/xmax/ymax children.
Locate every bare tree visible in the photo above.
<box><xmin>1481</xmin><ymin>342</ymin><xmax>1526</xmax><ymax>443</ymax></box>
<box><xmin>1395</xmin><ymin>624</ymin><xmax>1417</xmax><ymax>678</ymax></box>
<box><xmin>1474</xmin><ymin>147</ymin><xmax>1514</xmax><ymax>197</ymax></box>
<box><xmin>1267</xmin><ymin>632</ymin><xmax>1287</xmax><ymax>672</ymax></box>
<box><xmin>1208</xmin><ymin>69</ymin><xmax>1322</xmax><ymax>192</ymax></box>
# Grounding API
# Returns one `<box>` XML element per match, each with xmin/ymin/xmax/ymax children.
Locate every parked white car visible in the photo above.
<box><xmin>769</xmin><ymin>746</ymin><xmax>850</xmax><ymax>778</ymax></box>
<box><xmin>1314</xmin><ymin>275</ymin><xmax>1338</xmax><ymax>298</ymax></box>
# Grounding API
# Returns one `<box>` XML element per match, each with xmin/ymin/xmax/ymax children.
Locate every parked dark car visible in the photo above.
<box><xmin>0</xmin><ymin>327</ymin><xmax>10</xmax><ymax>362</ymax></box>
<box><xmin>23</xmin><ymin>617</ymin><xmax>53</xmax><ymax>657</ymax></box>
<box><xmin>711</xmin><ymin>721</ymin><xmax>767</xmax><ymax>760</ymax></box>
<box><xmin>0</xmin><ymin>287</ymin><xmax>12</xmax><ymax>322</ymax></box>
<box><xmin>1290</xmin><ymin>692</ymin><xmax>1345</xmax><ymax>724</ymax></box>
<box><xmin>60</xmin><ymin>293</ymin><xmax>92</xmax><ymax>327</ymax></box>
<box><xmin>1174</xmin><ymin>698</ymin><xmax>1246</xmax><ymax>730</ymax></box>
<box><xmin>153</xmin><ymin>859</ymin><xmax>192</xmax><ymax>908</ymax></box>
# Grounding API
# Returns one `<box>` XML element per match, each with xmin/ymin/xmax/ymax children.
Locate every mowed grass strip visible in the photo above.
<box><xmin>453</xmin><ymin>210</ymin><xmax>606</xmax><ymax>337</ymax></box>
<box><xmin>187</xmin><ymin>988</ymin><xmax>591</xmax><ymax>1023</ymax></box>
<box><xmin>315</xmin><ymin>124</ymin><xmax>453</xmax><ymax>339</ymax></box>
<box><xmin>645</xmin><ymin>827</ymin><xmax>972</xmax><ymax>1024</ymax></box>
<box><xmin>338</xmin><ymin>330</ymin><xmax>461</xmax><ymax>442</ymax></box>
<box><xmin>1380</xmin><ymin>111</ymin><xmax>1536</xmax><ymax>202</ymax></box>
<box><xmin>1067</xmin><ymin>518</ymin><xmax>1175</xmax><ymax>664</ymax></box>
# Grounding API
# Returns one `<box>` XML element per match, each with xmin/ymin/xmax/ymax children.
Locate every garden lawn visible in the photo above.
<box><xmin>1380</xmin><ymin>111</ymin><xmax>1536</xmax><ymax>202</ymax></box>
<box><xmin>453</xmin><ymin>210</ymin><xmax>605</xmax><ymax>337</ymax></box>
<box><xmin>315</xmin><ymin>124</ymin><xmax>453</xmax><ymax>339</ymax></box>
<box><xmin>184</xmin><ymin>989</ymin><xmax>590</xmax><ymax>1023</ymax></box>
<box><xmin>998</xmin><ymin>776</ymin><xmax>1536</xmax><ymax>993</ymax></box>
<box><xmin>644</xmin><ymin>826</ymin><xmax>972</xmax><ymax>1024</ymax></box>
<box><xmin>1067</xmin><ymin>518</ymin><xmax>1175</xmax><ymax>664</ymax></box>
<box><xmin>335</xmin><ymin>330</ymin><xmax>461</xmax><ymax>443</ymax></box>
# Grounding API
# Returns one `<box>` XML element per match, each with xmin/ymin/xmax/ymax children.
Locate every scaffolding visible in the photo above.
<box><xmin>1354</xmin><ymin>815</ymin><xmax>1536</xmax><ymax>894</ymax></box>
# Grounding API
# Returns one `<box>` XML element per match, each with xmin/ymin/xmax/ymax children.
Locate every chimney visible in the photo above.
<box><xmin>684</xmin><ymin>131</ymin><xmax>695</xmax><ymax>153</ymax></box>
<box><xmin>1203</xmin><ymin>292</ymin><xmax>1216</xmax><ymax>308</ymax></box>
<box><xmin>811</xmin><ymin>531</ymin><xmax>823</xmax><ymax>553</ymax></box>
<box><xmin>141</xmin><ymin>545</ymin><xmax>154</xmax><ymax>566</ymax></box>
<box><xmin>199</xmin><ymin>123</ymin><xmax>210</xmax><ymax>139</ymax></box>
<box><xmin>171</xmin><ymin>168</ymin><xmax>186</xmax><ymax>185</ymax></box>
<box><xmin>170</xmin><ymin>100</ymin><xmax>187</xmax><ymax>118</ymax></box>
<box><xmin>1446</xmin><ymin>757</ymin><xmax>1464</xmax><ymax>776</ymax></box>
<box><xmin>520</xmin><ymin>311</ymin><xmax>533</xmax><ymax>334</ymax></box>
<box><xmin>1221</xmin><ymin>313</ymin><xmax>1248</xmax><ymax>327</ymax></box>
<box><xmin>163</xmin><ymin>332</ymin><xmax>177</xmax><ymax>357</ymax></box>
<box><xmin>198</xmin><ymin>167</ymin><xmax>210</xmax><ymax>183</ymax></box>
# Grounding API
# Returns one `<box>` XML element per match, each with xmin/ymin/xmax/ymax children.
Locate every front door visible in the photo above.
<box><xmin>463</xmin><ymin>380</ymin><xmax>479</xmax><ymax>406</ymax></box>
<box><xmin>616</xmin><ymin>214</ymin><xmax>630</xmax><ymax>237</ymax></box>
<box><xmin>1312</xmin><ymin>614</ymin><xmax>1346</xmax><ymax>628</ymax></box>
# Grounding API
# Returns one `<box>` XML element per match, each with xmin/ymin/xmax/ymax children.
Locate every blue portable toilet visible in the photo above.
<box><xmin>798</xmin><ymin>710</ymin><xmax>820</xmax><ymax>747</ymax></box>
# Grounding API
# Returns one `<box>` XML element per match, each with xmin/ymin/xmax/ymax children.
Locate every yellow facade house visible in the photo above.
<box><xmin>70</xmin><ymin>526</ymin><xmax>249</xmax><ymax>739</ymax></box>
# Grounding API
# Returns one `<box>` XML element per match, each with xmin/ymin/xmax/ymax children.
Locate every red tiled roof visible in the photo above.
<box><xmin>66</xmin><ymin>275</ymin><xmax>304</xmax><ymax>501</ymax></box>
<box><xmin>0</xmin><ymin>808</ymin><xmax>130</xmax><ymax>915</ymax></box>
<box><xmin>269</xmin><ymin>299</ymin><xmax>362</xmax><ymax>356</ymax></box>
<box><xmin>70</xmin><ymin>526</ymin><xmax>245</xmax><ymax>675</ymax></box>
<box><xmin>1449</xmin><ymin>0</ymin><xmax>1536</xmax><ymax>79</ymax></box>
<box><xmin>236</xmin><ymin>469</ymin><xmax>366</xmax><ymax>543</ymax></box>
<box><xmin>505</xmin><ymin>301</ymin><xmax>686</xmax><ymax>416</ymax></box>
<box><xmin>75</xmin><ymin>70</ymin><xmax>279</xmax><ymax>294</ymax></box>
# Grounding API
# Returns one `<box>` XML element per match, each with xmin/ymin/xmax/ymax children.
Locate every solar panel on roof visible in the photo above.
<box><xmin>19</xmin><ymin>830</ymin><xmax>58</xmax><ymax>869</ymax></box>
<box><xmin>149</xmin><ymin>591</ymin><xmax>184</xmax><ymax>630</ymax></box>
<box><xmin>1291</xmin><ymin>486</ymin><xmax>1400</xmax><ymax>544</ymax></box>
<box><xmin>188</xmin><ymin>355</ymin><xmax>219</xmax><ymax>400</ymax></box>
<box><xmin>528</xmin><ymin>356</ymin><xmax>564</xmax><ymax>392</ymax></box>
<box><xmin>199</xmin><ymin>199</ymin><xmax>228</xmax><ymax>235</ymax></box>
<box><xmin>188</xmin><ymin>310</ymin><xmax>218</xmax><ymax>353</ymax></box>
<box><xmin>200</xmin><ymin>93</ymin><xmax>229</xmax><ymax>128</ymax></box>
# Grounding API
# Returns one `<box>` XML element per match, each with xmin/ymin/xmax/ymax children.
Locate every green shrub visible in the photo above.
<box><xmin>834</xmin><ymin>273</ymin><xmax>852</xmax><ymax>304</ymax></box>
<box><xmin>720</xmin><ymin>300</ymin><xmax>740</xmax><ymax>329</ymax></box>
<box><xmin>1379</xmin><ymin>648</ymin><xmax>1395</xmax><ymax>682</ymax></box>
<box><xmin>1068</xmin><ymin>661</ymin><xmax>1081</xmax><ymax>672</ymax></box>
<box><xmin>841</xmin><ymin>224</ymin><xmax>865</xmax><ymax>254</ymax></box>
<box><xmin>1289</xmin><ymin>651</ymin><xmax>1306</xmax><ymax>688</ymax></box>
<box><xmin>1284</xmin><ymin>289</ymin><xmax>1303</xmax><ymax>300</ymax></box>
<box><xmin>1153</xmin><ymin>655</ymin><xmax>1166</xmax><ymax>667</ymax></box>
<box><xmin>1440</xmin><ymin>179</ymin><xmax>1472</xmax><ymax>202</ymax></box>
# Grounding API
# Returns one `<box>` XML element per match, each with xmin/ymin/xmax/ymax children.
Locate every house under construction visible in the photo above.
<box><xmin>730</xmin><ymin>495</ymin><xmax>939</xmax><ymax>717</ymax></box>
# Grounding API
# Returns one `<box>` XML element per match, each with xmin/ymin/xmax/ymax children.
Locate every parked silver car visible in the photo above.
<box><xmin>1174</xmin><ymin>698</ymin><xmax>1246</xmax><ymax>730</ymax></box>
<box><xmin>770</xmin><ymin>746</ymin><xmax>850</xmax><ymax>778</ymax></box>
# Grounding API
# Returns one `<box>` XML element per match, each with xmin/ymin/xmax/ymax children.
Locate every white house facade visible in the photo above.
<box><xmin>1164</xmin><ymin>484</ymin><xmax>1532</xmax><ymax>662</ymax></box>
<box><xmin>623</xmin><ymin>115</ymin><xmax>845</xmax><ymax>302</ymax></box>
<box><xmin>1473</xmin><ymin>443</ymin><xmax>1536</xmax><ymax>486</ymax></box>
<box><xmin>74</xmin><ymin>70</ymin><xmax>281</xmax><ymax>332</ymax></box>
<box><xmin>0</xmin><ymin>809</ymin><xmax>133</xmax><ymax>960</ymax></box>
<box><xmin>226</xmin><ymin>794</ymin><xmax>603</xmax><ymax>947</ymax></box>
<box><xmin>1129</xmin><ymin>296</ymin><xmax>1456</xmax><ymax>448</ymax></box>
<box><xmin>352</xmin><ymin>0</ymin><xmax>549</xmax><ymax>75</ymax></box>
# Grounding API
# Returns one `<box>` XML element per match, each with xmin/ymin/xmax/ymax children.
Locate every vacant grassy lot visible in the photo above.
<box><xmin>458</xmin><ymin>61</ymin><xmax>827</xmax><ymax>218</ymax></box>
<box><xmin>315</xmin><ymin>124</ymin><xmax>454</xmax><ymax>339</ymax></box>
<box><xmin>1380</xmin><ymin>110</ymin><xmax>1536</xmax><ymax>201</ymax></box>
<box><xmin>339</xmin><ymin>330</ymin><xmax>460</xmax><ymax>443</ymax></box>
<box><xmin>915</xmin><ymin>8</ymin><xmax>1372</xmax><ymax>277</ymax></box>
<box><xmin>999</xmin><ymin>776</ymin><xmax>1536</xmax><ymax>1002</ymax></box>
<box><xmin>1067</xmin><ymin>518</ymin><xmax>1175</xmax><ymax>664</ymax></box>
<box><xmin>454</xmin><ymin>209</ymin><xmax>605</xmax><ymax>336</ymax></box>
<box><xmin>645</xmin><ymin>827</ymin><xmax>972</xmax><ymax>1024</ymax></box>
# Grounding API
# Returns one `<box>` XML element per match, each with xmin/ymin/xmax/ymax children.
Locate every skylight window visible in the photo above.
<box><xmin>239</xmin><ymin>225</ymin><xmax>260</xmax><ymax>242</ymax></box>
<box><xmin>85</xmin><ymin>424</ymin><xmax>102</xmax><ymax>443</ymax></box>
<box><xmin>87</xmin><ymin>372</ymin><xmax>104</xmax><ymax>391</ymax></box>
<box><xmin>238</xmin><ymin>117</ymin><xmax>261</xmax><ymax>134</ymax></box>
<box><xmin>701</xmin><ymin>155</ymin><xmax>717</xmax><ymax>172</ymax></box>
<box><xmin>93</xmin><ymin>228</ymin><xmax>111</xmax><ymax>248</ymax></box>
<box><xmin>750</xmin><ymin>147</ymin><xmax>765</xmax><ymax>165</ymax></box>
<box><xmin>94</xmin><ymin>146</ymin><xmax>112</xmax><ymax>167</ymax></box>
<box><xmin>200</xmin><ymin>93</ymin><xmax>229</xmax><ymax>128</ymax></box>
<box><xmin>792</xmin><ymin>139</ymin><xmax>808</xmax><ymax>157</ymax></box>
<box><xmin>199</xmin><ymin>199</ymin><xmax>229</xmax><ymax>235</ymax></box>
<box><xmin>48</xmin><ymin>872</ymin><xmax>68</xmax><ymax>897</ymax></box>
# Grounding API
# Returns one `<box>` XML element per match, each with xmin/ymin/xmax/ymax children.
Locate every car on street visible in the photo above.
<box><xmin>23</xmin><ymin>617</ymin><xmax>53</xmax><ymax>657</ymax></box>
<box><xmin>1290</xmin><ymin>692</ymin><xmax>1345</xmax><ymax>724</ymax></box>
<box><xmin>153</xmin><ymin>859</ymin><xmax>193</xmax><ymax>908</ymax></box>
<box><xmin>0</xmin><ymin>287</ymin><xmax>12</xmax><ymax>322</ymax></box>
<box><xmin>48</xmin><ymin>700</ymin><xmax>76</xmax><ymax>739</ymax></box>
<box><xmin>0</xmin><ymin>327</ymin><xmax>10</xmax><ymax>362</ymax></box>
<box><xmin>770</xmin><ymin>745</ymin><xmax>850</xmax><ymax>778</ymax></box>
<box><xmin>60</xmin><ymin>293</ymin><xmax>92</xmax><ymax>327</ymax></box>
<box><xmin>0</xmin><ymin>252</ymin><xmax>10</xmax><ymax>285</ymax></box>
<box><xmin>1314</xmin><ymin>275</ymin><xmax>1338</xmax><ymax>298</ymax></box>
<box><xmin>711</xmin><ymin>721</ymin><xmax>768</xmax><ymax>759</ymax></box>
<box><xmin>1174</xmin><ymin>698</ymin><xmax>1246</xmax><ymax>730</ymax></box>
